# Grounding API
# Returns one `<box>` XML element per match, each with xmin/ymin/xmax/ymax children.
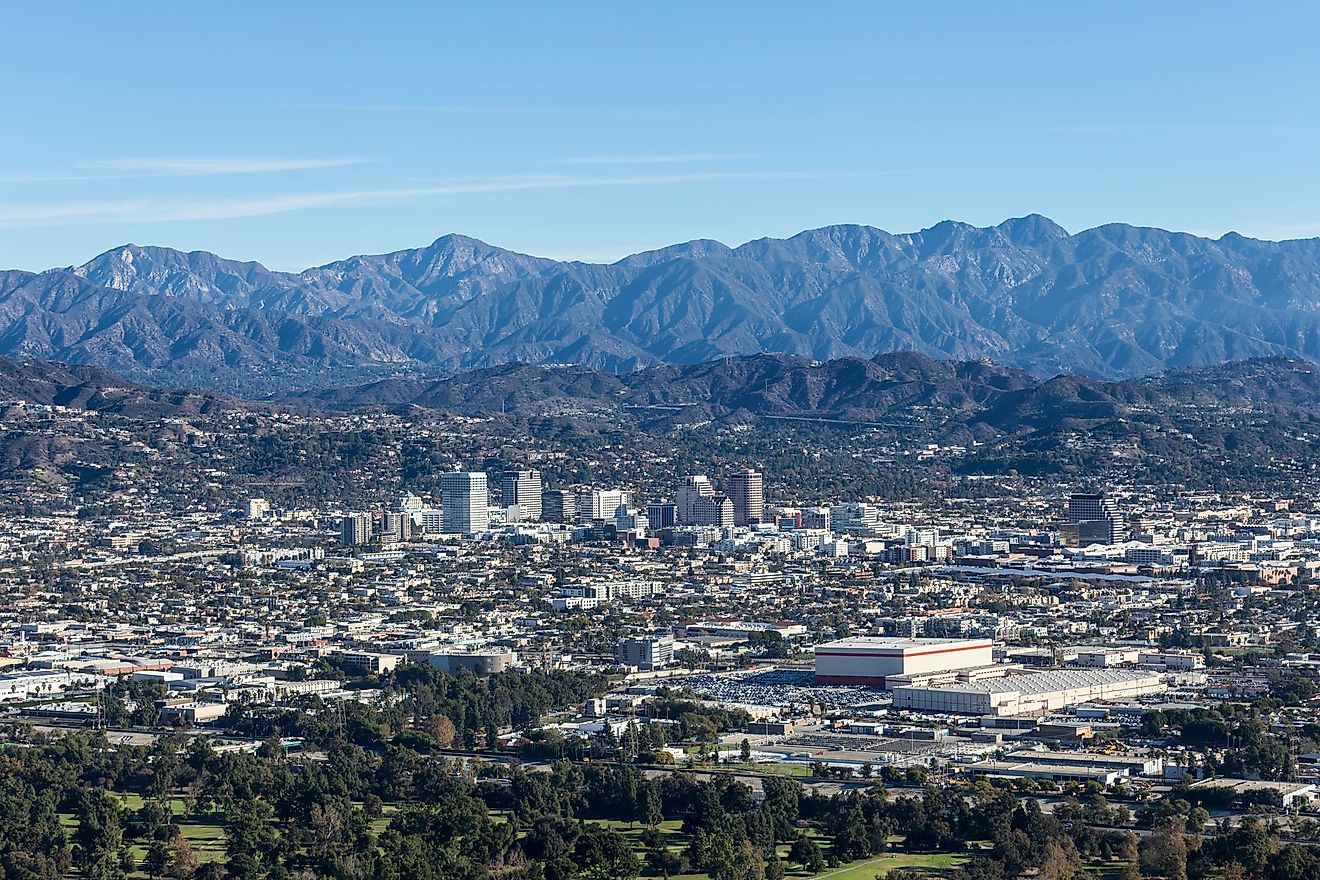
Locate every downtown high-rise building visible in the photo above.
<box><xmin>541</xmin><ymin>489</ymin><xmax>577</xmax><ymax>523</ymax></box>
<box><xmin>577</xmin><ymin>488</ymin><xmax>628</xmax><ymax>522</ymax></box>
<box><xmin>647</xmin><ymin>501</ymin><xmax>677</xmax><ymax>531</ymax></box>
<box><xmin>676</xmin><ymin>475</ymin><xmax>714</xmax><ymax>524</ymax></box>
<box><xmin>693</xmin><ymin>494</ymin><xmax>735</xmax><ymax>529</ymax></box>
<box><xmin>391</xmin><ymin>490</ymin><xmax>425</xmax><ymax>531</ymax></box>
<box><xmin>380</xmin><ymin>511</ymin><xmax>411</xmax><ymax>543</ymax></box>
<box><xmin>727</xmin><ymin>468</ymin><xmax>764</xmax><ymax>526</ymax></box>
<box><xmin>500</xmin><ymin>469</ymin><xmax>542</xmax><ymax>521</ymax></box>
<box><xmin>1066</xmin><ymin>492</ymin><xmax>1125</xmax><ymax>545</ymax></box>
<box><xmin>340</xmin><ymin>513</ymin><xmax>372</xmax><ymax>546</ymax></box>
<box><xmin>441</xmin><ymin>472</ymin><xmax>489</xmax><ymax>534</ymax></box>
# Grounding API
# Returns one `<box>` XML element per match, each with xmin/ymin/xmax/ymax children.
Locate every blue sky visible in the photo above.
<box><xmin>2</xmin><ymin>2</ymin><xmax>1318</xmax><ymax>271</ymax></box>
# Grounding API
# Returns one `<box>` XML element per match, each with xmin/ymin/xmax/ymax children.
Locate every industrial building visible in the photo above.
<box><xmin>891</xmin><ymin>668</ymin><xmax>1166</xmax><ymax>716</ymax></box>
<box><xmin>1188</xmin><ymin>778</ymin><xmax>1317</xmax><ymax>809</ymax></box>
<box><xmin>425</xmin><ymin>650</ymin><xmax>516</xmax><ymax>676</ymax></box>
<box><xmin>814</xmin><ymin>637</ymin><xmax>994</xmax><ymax>686</ymax></box>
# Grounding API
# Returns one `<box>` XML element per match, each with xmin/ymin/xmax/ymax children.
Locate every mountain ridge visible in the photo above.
<box><xmin>6</xmin><ymin>215</ymin><xmax>1320</xmax><ymax>393</ymax></box>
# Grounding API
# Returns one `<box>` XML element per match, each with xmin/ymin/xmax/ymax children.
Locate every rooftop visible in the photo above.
<box><xmin>896</xmin><ymin>668</ymin><xmax>1164</xmax><ymax>696</ymax></box>
<box><xmin>816</xmin><ymin>637</ymin><xmax>991</xmax><ymax>653</ymax></box>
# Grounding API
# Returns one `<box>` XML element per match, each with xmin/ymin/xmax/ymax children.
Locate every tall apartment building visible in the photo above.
<box><xmin>441</xmin><ymin>472</ymin><xmax>489</xmax><ymax>534</ymax></box>
<box><xmin>727</xmin><ymin>469</ymin><xmax>764</xmax><ymax>526</ymax></box>
<box><xmin>676</xmin><ymin>475</ymin><xmax>714</xmax><ymax>524</ymax></box>
<box><xmin>246</xmin><ymin>498</ymin><xmax>270</xmax><ymax>520</ymax></box>
<box><xmin>340</xmin><ymin>513</ymin><xmax>372</xmax><ymax>546</ymax></box>
<box><xmin>500</xmin><ymin>469</ymin><xmax>543</xmax><ymax>521</ymax></box>
<box><xmin>541</xmin><ymin>489</ymin><xmax>577</xmax><ymax>523</ymax></box>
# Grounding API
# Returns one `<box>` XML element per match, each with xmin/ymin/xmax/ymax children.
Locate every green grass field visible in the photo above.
<box><xmin>590</xmin><ymin>818</ymin><xmax>967</xmax><ymax>880</ymax></box>
<box><xmin>715</xmin><ymin>762</ymin><xmax>814</xmax><ymax>777</ymax></box>
<box><xmin>816</xmin><ymin>852</ymin><xmax>970</xmax><ymax>880</ymax></box>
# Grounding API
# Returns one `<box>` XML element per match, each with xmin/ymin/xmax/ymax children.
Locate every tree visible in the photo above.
<box><xmin>790</xmin><ymin>834</ymin><xmax>824</xmax><ymax>874</ymax></box>
<box><xmin>224</xmin><ymin>799</ymin><xmax>282</xmax><ymax>880</ymax></box>
<box><xmin>573</xmin><ymin>826</ymin><xmax>639</xmax><ymax>880</ymax></box>
<box><xmin>1039</xmin><ymin>838</ymin><xmax>1081</xmax><ymax>880</ymax></box>
<box><xmin>740</xmin><ymin>739</ymin><xmax>753</xmax><ymax>764</ymax></box>
<box><xmin>1218</xmin><ymin>862</ymin><xmax>1247</xmax><ymax>880</ymax></box>
<box><xmin>72</xmin><ymin>789</ymin><xmax>126</xmax><ymax>880</ymax></box>
<box><xmin>1139</xmin><ymin>821</ymin><xmax>1188</xmax><ymax>880</ymax></box>
<box><xmin>732</xmin><ymin>837</ymin><xmax>766</xmax><ymax>880</ymax></box>
<box><xmin>424</xmin><ymin>714</ymin><xmax>457</xmax><ymax>748</ymax></box>
<box><xmin>1266</xmin><ymin>846</ymin><xmax>1320</xmax><ymax>880</ymax></box>
<box><xmin>642</xmin><ymin>784</ymin><xmax>664</xmax><ymax>828</ymax></box>
<box><xmin>144</xmin><ymin>839</ymin><xmax>171</xmax><ymax>879</ymax></box>
<box><xmin>166</xmin><ymin>837</ymin><xmax>199</xmax><ymax>879</ymax></box>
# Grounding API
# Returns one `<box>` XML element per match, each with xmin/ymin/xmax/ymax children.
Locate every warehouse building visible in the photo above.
<box><xmin>891</xmin><ymin>668</ymin><xmax>1165</xmax><ymax>716</ymax></box>
<box><xmin>814</xmin><ymin>637</ymin><xmax>994</xmax><ymax>686</ymax></box>
<box><xmin>962</xmin><ymin>759</ymin><xmax>1128</xmax><ymax>786</ymax></box>
<box><xmin>425</xmin><ymin>650</ymin><xmax>517</xmax><ymax>676</ymax></box>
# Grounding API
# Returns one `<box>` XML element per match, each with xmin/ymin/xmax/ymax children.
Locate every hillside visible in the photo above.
<box><xmin>0</xmin><ymin>355</ymin><xmax>246</xmax><ymax>418</ymax></box>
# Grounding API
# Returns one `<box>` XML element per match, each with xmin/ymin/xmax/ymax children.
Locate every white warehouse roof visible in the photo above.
<box><xmin>923</xmin><ymin>668</ymin><xmax>1160</xmax><ymax>696</ymax></box>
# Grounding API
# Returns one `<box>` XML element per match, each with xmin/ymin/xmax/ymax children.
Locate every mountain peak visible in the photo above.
<box><xmin>995</xmin><ymin>214</ymin><xmax>1069</xmax><ymax>245</ymax></box>
<box><xmin>426</xmin><ymin>232</ymin><xmax>495</xmax><ymax>251</ymax></box>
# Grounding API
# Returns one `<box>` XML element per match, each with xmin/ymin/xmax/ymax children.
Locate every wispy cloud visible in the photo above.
<box><xmin>275</xmin><ymin>102</ymin><xmax>530</xmax><ymax>115</ymax></box>
<box><xmin>553</xmin><ymin>153</ymin><xmax>763</xmax><ymax>166</ymax></box>
<box><xmin>0</xmin><ymin>156</ymin><xmax>371</xmax><ymax>183</ymax></box>
<box><xmin>0</xmin><ymin>169</ymin><xmax>907</xmax><ymax>228</ymax></box>
<box><xmin>85</xmin><ymin>156</ymin><xmax>372</xmax><ymax>175</ymax></box>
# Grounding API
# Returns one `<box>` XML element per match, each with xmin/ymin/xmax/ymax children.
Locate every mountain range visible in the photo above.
<box><xmin>5</xmin><ymin>216</ymin><xmax>1320</xmax><ymax>393</ymax></box>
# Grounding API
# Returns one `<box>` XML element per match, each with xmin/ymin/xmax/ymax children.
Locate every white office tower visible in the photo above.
<box><xmin>831</xmin><ymin>502</ymin><xmax>880</xmax><ymax>534</ymax></box>
<box><xmin>500</xmin><ymin>470</ymin><xmax>543</xmax><ymax>521</ymax></box>
<box><xmin>727</xmin><ymin>469</ymin><xmax>764</xmax><ymax>526</ymax></box>
<box><xmin>577</xmin><ymin>488</ymin><xmax>629</xmax><ymax>522</ymax></box>
<box><xmin>441</xmin><ymin>472</ymin><xmax>489</xmax><ymax>534</ymax></box>
<box><xmin>246</xmin><ymin>498</ymin><xmax>270</xmax><ymax>520</ymax></box>
<box><xmin>676</xmin><ymin>475</ymin><xmax>715</xmax><ymax>524</ymax></box>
